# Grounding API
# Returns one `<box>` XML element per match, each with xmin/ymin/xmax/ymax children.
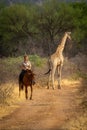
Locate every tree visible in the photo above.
<box><xmin>0</xmin><ymin>4</ymin><xmax>38</xmax><ymax>56</ymax></box>
<box><xmin>69</xmin><ymin>2</ymin><xmax>87</xmax><ymax>55</ymax></box>
<box><xmin>36</xmin><ymin>0</ymin><xmax>75</xmax><ymax>55</ymax></box>
<box><xmin>70</xmin><ymin>2</ymin><xmax>87</xmax><ymax>41</ymax></box>
<box><xmin>37</xmin><ymin>1</ymin><xmax>75</xmax><ymax>42</ymax></box>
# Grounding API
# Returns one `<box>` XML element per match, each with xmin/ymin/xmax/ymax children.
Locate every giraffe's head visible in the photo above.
<box><xmin>66</xmin><ymin>32</ymin><xmax>71</xmax><ymax>40</ymax></box>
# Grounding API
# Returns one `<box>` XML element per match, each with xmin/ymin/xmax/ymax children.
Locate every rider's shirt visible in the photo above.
<box><xmin>22</xmin><ymin>61</ymin><xmax>31</xmax><ymax>70</ymax></box>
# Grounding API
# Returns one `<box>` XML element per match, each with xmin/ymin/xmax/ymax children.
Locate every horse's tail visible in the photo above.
<box><xmin>19</xmin><ymin>81</ymin><xmax>24</xmax><ymax>90</ymax></box>
<box><xmin>21</xmin><ymin>83</ymin><xmax>24</xmax><ymax>90</ymax></box>
<box><xmin>19</xmin><ymin>72</ymin><xmax>24</xmax><ymax>90</ymax></box>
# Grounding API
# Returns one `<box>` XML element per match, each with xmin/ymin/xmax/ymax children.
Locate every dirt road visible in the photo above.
<box><xmin>0</xmin><ymin>83</ymin><xmax>79</xmax><ymax>130</ymax></box>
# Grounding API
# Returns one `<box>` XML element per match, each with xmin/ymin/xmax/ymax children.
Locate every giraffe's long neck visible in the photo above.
<box><xmin>56</xmin><ymin>34</ymin><xmax>67</xmax><ymax>54</ymax></box>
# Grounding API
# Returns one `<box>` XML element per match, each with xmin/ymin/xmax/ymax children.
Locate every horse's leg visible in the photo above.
<box><xmin>30</xmin><ymin>85</ymin><xmax>33</xmax><ymax>100</ymax></box>
<box><xmin>25</xmin><ymin>86</ymin><xmax>28</xmax><ymax>99</ymax></box>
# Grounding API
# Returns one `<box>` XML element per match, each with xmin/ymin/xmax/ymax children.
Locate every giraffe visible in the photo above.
<box><xmin>45</xmin><ymin>32</ymin><xmax>71</xmax><ymax>89</ymax></box>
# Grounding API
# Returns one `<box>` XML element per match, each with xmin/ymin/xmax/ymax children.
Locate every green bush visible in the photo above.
<box><xmin>30</xmin><ymin>55</ymin><xmax>46</xmax><ymax>67</ymax></box>
<box><xmin>0</xmin><ymin>55</ymin><xmax>46</xmax><ymax>84</ymax></box>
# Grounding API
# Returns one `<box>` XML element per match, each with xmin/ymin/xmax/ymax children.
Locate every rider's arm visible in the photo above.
<box><xmin>20</xmin><ymin>63</ymin><xmax>26</xmax><ymax>70</ymax></box>
<box><xmin>26</xmin><ymin>61</ymin><xmax>31</xmax><ymax>70</ymax></box>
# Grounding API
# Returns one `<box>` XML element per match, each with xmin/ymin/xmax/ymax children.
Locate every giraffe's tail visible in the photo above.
<box><xmin>44</xmin><ymin>57</ymin><xmax>52</xmax><ymax>75</ymax></box>
<box><xmin>44</xmin><ymin>69</ymin><xmax>51</xmax><ymax>75</ymax></box>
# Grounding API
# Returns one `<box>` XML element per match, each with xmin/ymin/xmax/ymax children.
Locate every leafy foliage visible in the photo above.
<box><xmin>0</xmin><ymin>0</ymin><xmax>87</xmax><ymax>56</ymax></box>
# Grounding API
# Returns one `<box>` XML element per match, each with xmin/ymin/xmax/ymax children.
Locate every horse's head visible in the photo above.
<box><xmin>26</xmin><ymin>69</ymin><xmax>32</xmax><ymax>74</ymax></box>
<box><xmin>26</xmin><ymin>69</ymin><xmax>35</xmax><ymax>81</ymax></box>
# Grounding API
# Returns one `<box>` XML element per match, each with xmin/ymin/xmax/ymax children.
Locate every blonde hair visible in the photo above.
<box><xmin>24</xmin><ymin>53</ymin><xmax>29</xmax><ymax>61</ymax></box>
<box><xmin>24</xmin><ymin>55</ymin><xmax>28</xmax><ymax>58</ymax></box>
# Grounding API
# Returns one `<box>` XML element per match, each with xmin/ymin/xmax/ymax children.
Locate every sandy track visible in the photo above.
<box><xmin>0</xmin><ymin>84</ymin><xmax>78</xmax><ymax>130</ymax></box>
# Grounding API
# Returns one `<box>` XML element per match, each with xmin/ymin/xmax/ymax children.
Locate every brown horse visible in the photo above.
<box><xmin>19</xmin><ymin>70</ymin><xmax>35</xmax><ymax>100</ymax></box>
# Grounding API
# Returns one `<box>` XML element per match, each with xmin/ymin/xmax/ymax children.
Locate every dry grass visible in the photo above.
<box><xmin>0</xmin><ymin>82</ymin><xmax>26</xmax><ymax>119</ymax></box>
<box><xmin>0</xmin><ymin>54</ymin><xmax>87</xmax><ymax>129</ymax></box>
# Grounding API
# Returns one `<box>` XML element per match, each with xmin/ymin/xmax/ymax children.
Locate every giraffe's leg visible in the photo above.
<box><xmin>57</xmin><ymin>65</ymin><xmax>62</xmax><ymax>89</ymax></box>
<box><xmin>47</xmin><ymin>71</ymin><xmax>51</xmax><ymax>89</ymax></box>
<box><xmin>51</xmin><ymin>66</ymin><xmax>56</xmax><ymax>89</ymax></box>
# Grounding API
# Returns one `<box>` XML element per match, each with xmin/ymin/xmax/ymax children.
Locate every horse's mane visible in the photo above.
<box><xmin>26</xmin><ymin>69</ymin><xmax>35</xmax><ymax>76</ymax></box>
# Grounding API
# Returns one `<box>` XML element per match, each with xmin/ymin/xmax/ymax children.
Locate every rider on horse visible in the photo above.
<box><xmin>19</xmin><ymin>53</ymin><xmax>32</xmax><ymax>83</ymax></box>
<box><xmin>19</xmin><ymin>54</ymin><xmax>35</xmax><ymax>99</ymax></box>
